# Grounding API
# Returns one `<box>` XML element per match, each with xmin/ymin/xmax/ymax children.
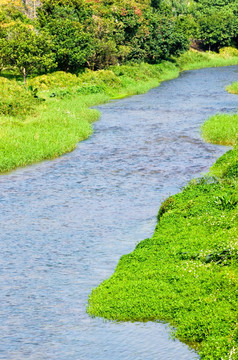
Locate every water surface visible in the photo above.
<box><xmin>1</xmin><ymin>66</ymin><xmax>238</xmax><ymax>360</ymax></box>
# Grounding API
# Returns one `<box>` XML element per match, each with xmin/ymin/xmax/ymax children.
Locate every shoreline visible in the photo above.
<box><xmin>1</xmin><ymin>49</ymin><xmax>238</xmax><ymax>173</ymax></box>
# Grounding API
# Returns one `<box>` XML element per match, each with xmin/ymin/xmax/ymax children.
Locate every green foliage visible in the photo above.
<box><xmin>151</xmin><ymin>0</ymin><xmax>161</xmax><ymax>9</ymax></box>
<box><xmin>0</xmin><ymin>22</ymin><xmax>56</xmax><ymax>82</ymax></box>
<box><xmin>211</xmin><ymin>147</ymin><xmax>238</xmax><ymax>178</ymax></box>
<box><xmin>29</xmin><ymin>71</ymin><xmax>80</xmax><ymax>90</ymax></box>
<box><xmin>86</xmin><ymin>52</ymin><xmax>238</xmax><ymax>359</ymax></box>
<box><xmin>0</xmin><ymin>3</ymin><xmax>31</xmax><ymax>24</ymax></box>
<box><xmin>0</xmin><ymin>95</ymin><xmax>94</xmax><ymax>172</ymax></box>
<box><xmin>2</xmin><ymin>0</ymin><xmax>238</xmax><ymax>75</ymax></box>
<box><xmin>36</xmin><ymin>0</ymin><xmax>190</xmax><ymax>71</ymax></box>
<box><xmin>176</xmin><ymin>48</ymin><xmax>238</xmax><ymax>70</ymax></box>
<box><xmin>196</xmin><ymin>8</ymin><xmax>238</xmax><ymax>51</ymax></box>
<box><xmin>202</xmin><ymin>81</ymin><xmax>238</xmax><ymax>147</ymax></box>
<box><xmin>0</xmin><ymin>59</ymin><xmax>179</xmax><ymax>173</ymax></box>
<box><xmin>189</xmin><ymin>0</ymin><xmax>238</xmax><ymax>51</ymax></box>
<box><xmin>128</xmin><ymin>11</ymin><xmax>189</xmax><ymax>63</ymax></box>
<box><xmin>0</xmin><ymin>77</ymin><xmax>39</xmax><ymax>116</ymax></box>
<box><xmin>219</xmin><ymin>46</ymin><xmax>238</xmax><ymax>58</ymax></box>
<box><xmin>37</xmin><ymin>4</ymin><xmax>93</xmax><ymax>72</ymax></box>
<box><xmin>1</xmin><ymin>49</ymin><xmax>238</xmax><ymax>174</ymax></box>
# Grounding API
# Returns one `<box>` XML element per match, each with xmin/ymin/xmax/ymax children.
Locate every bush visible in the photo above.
<box><xmin>219</xmin><ymin>47</ymin><xmax>238</xmax><ymax>58</ymax></box>
<box><xmin>29</xmin><ymin>71</ymin><xmax>80</xmax><ymax>90</ymax></box>
<box><xmin>0</xmin><ymin>77</ymin><xmax>38</xmax><ymax>117</ymax></box>
<box><xmin>79</xmin><ymin>69</ymin><xmax>121</xmax><ymax>89</ymax></box>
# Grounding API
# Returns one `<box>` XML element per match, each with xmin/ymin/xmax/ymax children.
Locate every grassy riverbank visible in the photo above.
<box><xmin>88</xmin><ymin>153</ymin><xmax>238</xmax><ymax>358</ymax></box>
<box><xmin>0</xmin><ymin>61</ymin><xmax>179</xmax><ymax>172</ymax></box>
<box><xmin>201</xmin><ymin>81</ymin><xmax>238</xmax><ymax>147</ymax></box>
<box><xmin>1</xmin><ymin>48</ymin><xmax>238</xmax><ymax>173</ymax></box>
<box><xmin>88</xmin><ymin>152</ymin><xmax>238</xmax><ymax>359</ymax></box>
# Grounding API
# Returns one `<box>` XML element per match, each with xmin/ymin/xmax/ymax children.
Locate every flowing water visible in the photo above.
<box><xmin>1</xmin><ymin>66</ymin><xmax>238</xmax><ymax>360</ymax></box>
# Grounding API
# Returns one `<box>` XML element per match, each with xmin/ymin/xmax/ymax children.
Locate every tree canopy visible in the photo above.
<box><xmin>1</xmin><ymin>0</ymin><xmax>238</xmax><ymax>79</ymax></box>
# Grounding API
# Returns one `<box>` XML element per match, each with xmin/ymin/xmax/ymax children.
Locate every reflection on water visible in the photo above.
<box><xmin>1</xmin><ymin>66</ymin><xmax>238</xmax><ymax>360</ymax></box>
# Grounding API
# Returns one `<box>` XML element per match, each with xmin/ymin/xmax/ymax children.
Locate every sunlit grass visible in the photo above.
<box><xmin>201</xmin><ymin>76</ymin><xmax>238</xmax><ymax>147</ymax></box>
<box><xmin>201</xmin><ymin>113</ymin><xmax>238</xmax><ymax>146</ymax></box>
<box><xmin>176</xmin><ymin>48</ymin><xmax>238</xmax><ymax>71</ymax></box>
<box><xmin>0</xmin><ymin>95</ymin><xmax>100</xmax><ymax>172</ymax></box>
<box><xmin>226</xmin><ymin>81</ymin><xmax>238</xmax><ymax>95</ymax></box>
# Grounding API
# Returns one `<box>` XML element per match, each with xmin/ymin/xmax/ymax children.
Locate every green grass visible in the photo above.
<box><xmin>226</xmin><ymin>81</ymin><xmax>238</xmax><ymax>95</ymax></box>
<box><xmin>0</xmin><ymin>93</ymin><xmax>109</xmax><ymax>172</ymax></box>
<box><xmin>0</xmin><ymin>61</ymin><xmax>180</xmax><ymax>172</ymax></box>
<box><xmin>201</xmin><ymin>113</ymin><xmax>238</xmax><ymax>146</ymax></box>
<box><xmin>176</xmin><ymin>47</ymin><xmax>238</xmax><ymax>71</ymax></box>
<box><xmin>1</xmin><ymin>45</ymin><xmax>238</xmax><ymax>359</ymax></box>
<box><xmin>201</xmin><ymin>77</ymin><xmax>238</xmax><ymax>147</ymax></box>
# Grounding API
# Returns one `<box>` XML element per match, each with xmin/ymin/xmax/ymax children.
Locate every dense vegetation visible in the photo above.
<box><xmin>2</xmin><ymin>0</ymin><xmax>238</xmax><ymax>79</ymax></box>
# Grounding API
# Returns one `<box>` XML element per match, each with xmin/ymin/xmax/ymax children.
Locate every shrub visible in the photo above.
<box><xmin>0</xmin><ymin>77</ymin><xmax>38</xmax><ymax>117</ymax></box>
<box><xmin>219</xmin><ymin>47</ymin><xmax>238</xmax><ymax>58</ymax></box>
<box><xmin>29</xmin><ymin>71</ymin><xmax>80</xmax><ymax>90</ymax></box>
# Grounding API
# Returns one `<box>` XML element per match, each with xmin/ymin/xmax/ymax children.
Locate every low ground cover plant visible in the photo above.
<box><xmin>88</xmin><ymin>149</ymin><xmax>238</xmax><ymax>360</ymax></box>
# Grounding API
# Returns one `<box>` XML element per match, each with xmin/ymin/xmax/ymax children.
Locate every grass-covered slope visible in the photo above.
<box><xmin>1</xmin><ymin>48</ymin><xmax>238</xmax><ymax>173</ymax></box>
<box><xmin>88</xmin><ymin>149</ymin><xmax>238</xmax><ymax>359</ymax></box>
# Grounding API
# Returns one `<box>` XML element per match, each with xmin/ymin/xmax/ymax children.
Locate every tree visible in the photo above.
<box><xmin>0</xmin><ymin>22</ymin><xmax>56</xmax><ymax>82</ymax></box>
<box><xmin>37</xmin><ymin>3</ymin><xmax>94</xmax><ymax>72</ymax></box>
<box><xmin>196</xmin><ymin>8</ymin><xmax>238</xmax><ymax>51</ymax></box>
<box><xmin>189</xmin><ymin>0</ymin><xmax>238</xmax><ymax>51</ymax></box>
<box><xmin>151</xmin><ymin>0</ymin><xmax>161</xmax><ymax>10</ymax></box>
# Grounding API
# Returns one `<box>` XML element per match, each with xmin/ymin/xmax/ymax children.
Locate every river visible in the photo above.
<box><xmin>1</xmin><ymin>66</ymin><xmax>238</xmax><ymax>360</ymax></box>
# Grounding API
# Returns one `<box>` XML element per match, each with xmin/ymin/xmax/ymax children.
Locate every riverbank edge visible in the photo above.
<box><xmin>201</xmin><ymin>82</ymin><xmax>238</xmax><ymax>146</ymax></box>
<box><xmin>87</xmin><ymin>70</ymin><xmax>238</xmax><ymax>358</ymax></box>
<box><xmin>1</xmin><ymin>49</ymin><xmax>238</xmax><ymax>173</ymax></box>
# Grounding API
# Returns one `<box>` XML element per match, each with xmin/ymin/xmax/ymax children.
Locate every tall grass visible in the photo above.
<box><xmin>226</xmin><ymin>81</ymin><xmax>238</xmax><ymax>95</ymax></box>
<box><xmin>0</xmin><ymin>94</ymin><xmax>103</xmax><ymax>172</ymax></box>
<box><xmin>201</xmin><ymin>78</ymin><xmax>238</xmax><ymax>147</ymax></box>
<box><xmin>201</xmin><ymin>113</ymin><xmax>238</xmax><ymax>146</ymax></box>
<box><xmin>176</xmin><ymin>47</ymin><xmax>238</xmax><ymax>70</ymax></box>
<box><xmin>0</xmin><ymin>61</ymin><xmax>180</xmax><ymax>173</ymax></box>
